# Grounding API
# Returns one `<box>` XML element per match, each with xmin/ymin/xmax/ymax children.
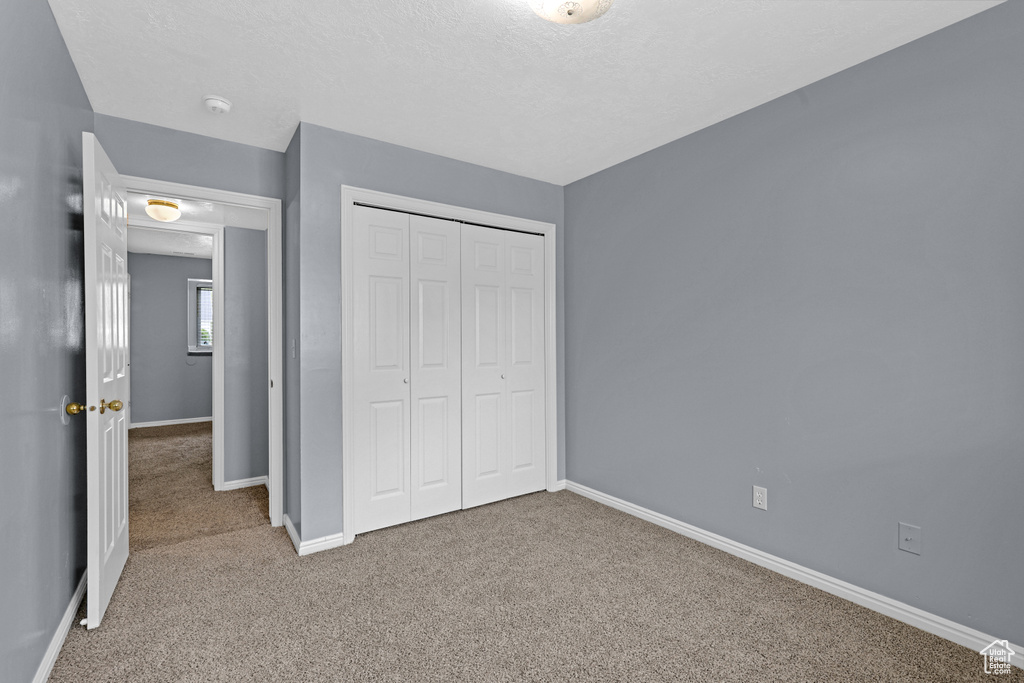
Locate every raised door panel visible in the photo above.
<box><xmin>417</xmin><ymin>281</ymin><xmax>448</xmax><ymax>369</ymax></box>
<box><xmin>474</xmin><ymin>286</ymin><xmax>501</xmax><ymax>368</ymax></box>
<box><xmin>370</xmin><ymin>400</ymin><xmax>406</xmax><ymax>498</ymax></box>
<box><xmin>352</xmin><ymin>206</ymin><xmax>411</xmax><ymax>534</ymax></box>
<box><xmin>510</xmin><ymin>390</ymin><xmax>536</xmax><ymax>471</ymax></box>
<box><xmin>415</xmin><ymin>396</ymin><xmax>449</xmax><ymax>486</ymax></box>
<box><xmin>370</xmin><ymin>277</ymin><xmax>405</xmax><ymax>370</ymax></box>
<box><xmin>410</xmin><ymin>215</ymin><xmax>461</xmax><ymax>520</ymax></box>
<box><xmin>473</xmin><ymin>393</ymin><xmax>502</xmax><ymax>478</ymax></box>
<box><xmin>504</xmin><ymin>231</ymin><xmax>546</xmax><ymax>497</ymax></box>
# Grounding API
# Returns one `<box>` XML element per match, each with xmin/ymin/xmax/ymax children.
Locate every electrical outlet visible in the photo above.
<box><xmin>752</xmin><ymin>486</ymin><xmax>767</xmax><ymax>511</ymax></box>
<box><xmin>898</xmin><ymin>523</ymin><xmax>922</xmax><ymax>555</ymax></box>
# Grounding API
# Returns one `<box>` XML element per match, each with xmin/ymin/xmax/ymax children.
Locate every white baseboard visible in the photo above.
<box><xmin>283</xmin><ymin>514</ymin><xmax>348</xmax><ymax>557</ymax></box>
<box><xmin>33</xmin><ymin>572</ymin><xmax>86</xmax><ymax>683</ymax></box>
<box><xmin>218</xmin><ymin>475</ymin><xmax>267</xmax><ymax>491</ymax></box>
<box><xmin>563</xmin><ymin>480</ymin><xmax>1023</xmax><ymax>669</ymax></box>
<box><xmin>129</xmin><ymin>417</ymin><xmax>212</xmax><ymax>429</ymax></box>
<box><xmin>548</xmin><ymin>479</ymin><xmax>567</xmax><ymax>492</ymax></box>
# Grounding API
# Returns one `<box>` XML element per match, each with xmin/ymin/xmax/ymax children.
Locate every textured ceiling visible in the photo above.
<box><xmin>49</xmin><ymin>0</ymin><xmax>1001</xmax><ymax>185</ymax></box>
<box><xmin>127</xmin><ymin>227</ymin><xmax>213</xmax><ymax>259</ymax></box>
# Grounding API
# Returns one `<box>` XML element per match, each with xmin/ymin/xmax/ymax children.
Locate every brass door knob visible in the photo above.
<box><xmin>66</xmin><ymin>402</ymin><xmax>88</xmax><ymax>415</ymax></box>
<box><xmin>100</xmin><ymin>399</ymin><xmax>124</xmax><ymax>414</ymax></box>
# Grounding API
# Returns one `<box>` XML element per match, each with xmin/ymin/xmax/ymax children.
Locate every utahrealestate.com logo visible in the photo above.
<box><xmin>980</xmin><ymin>640</ymin><xmax>1016</xmax><ymax>676</ymax></box>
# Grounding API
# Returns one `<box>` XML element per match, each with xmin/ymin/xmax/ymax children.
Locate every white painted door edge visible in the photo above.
<box><xmin>122</xmin><ymin>175</ymin><xmax>284</xmax><ymax>529</ymax></box>
<box><xmin>284</xmin><ymin>514</ymin><xmax>347</xmax><ymax>557</ymax></box>
<box><xmin>129</xmin><ymin>416</ymin><xmax>213</xmax><ymax>429</ymax></box>
<box><xmin>31</xmin><ymin>572</ymin><xmax>85</xmax><ymax>683</ymax></box>
<box><xmin>341</xmin><ymin>185</ymin><xmax>559</xmax><ymax>547</ymax></box>
<box><xmin>562</xmin><ymin>480</ymin><xmax>1023</xmax><ymax>669</ymax></box>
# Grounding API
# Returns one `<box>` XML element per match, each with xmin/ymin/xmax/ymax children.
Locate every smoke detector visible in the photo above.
<box><xmin>203</xmin><ymin>96</ymin><xmax>232</xmax><ymax>115</ymax></box>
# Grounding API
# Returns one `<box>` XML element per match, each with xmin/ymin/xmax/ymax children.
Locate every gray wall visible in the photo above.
<box><xmin>290</xmin><ymin>123</ymin><xmax>565</xmax><ymax>540</ymax></box>
<box><xmin>94</xmin><ymin>115</ymin><xmax>285</xmax><ymax>200</ymax></box>
<box><xmin>563</xmin><ymin>0</ymin><xmax>1023</xmax><ymax>644</ymax></box>
<box><xmin>128</xmin><ymin>253</ymin><xmax>213</xmax><ymax>424</ymax></box>
<box><xmin>0</xmin><ymin>1</ymin><xmax>93</xmax><ymax>681</ymax></box>
<box><xmin>224</xmin><ymin>227</ymin><xmax>269</xmax><ymax>482</ymax></box>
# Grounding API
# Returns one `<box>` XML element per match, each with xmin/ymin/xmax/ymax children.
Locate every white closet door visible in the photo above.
<box><xmin>504</xmin><ymin>229</ymin><xmax>547</xmax><ymax>496</ymax></box>
<box><xmin>352</xmin><ymin>206</ymin><xmax>411</xmax><ymax>534</ymax></box>
<box><xmin>409</xmin><ymin>215</ymin><xmax>462</xmax><ymax>520</ymax></box>
<box><xmin>462</xmin><ymin>225</ymin><xmax>546</xmax><ymax>508</ymax></box>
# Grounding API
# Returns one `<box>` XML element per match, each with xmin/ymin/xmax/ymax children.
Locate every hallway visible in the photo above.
<box><xmin>125</xmin><ymin>423</ymin><xmax>269</xmax><ymax>552</ymax></box>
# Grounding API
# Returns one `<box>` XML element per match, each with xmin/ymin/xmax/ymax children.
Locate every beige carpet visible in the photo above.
<box><xmin>126</xmin><ymin>422</ymin><xmax>268</xmax><ymax>552</ymax></box>
<box><xmin>51</xmin><ymin>441</ymin><xmax>1018</xmax><ymax>681</ymax></box>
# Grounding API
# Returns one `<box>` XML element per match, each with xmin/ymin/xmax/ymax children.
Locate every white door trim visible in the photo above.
<box><xmin>123</xmin><ymin>176</ymin><xmax>284</xmax><ymax>528</ymax></box>
<box><xmin>341</xmin><ymin>185</ymin><xmax>559</xmax><ymax>546</ymax></box>
<box><xmin>128</xmin><ymin>219</ymin><xmax>226</xmax><ymax>491</ymax></box>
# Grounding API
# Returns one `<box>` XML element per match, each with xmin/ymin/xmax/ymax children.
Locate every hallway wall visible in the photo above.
<box><xmin>128</xmin><ymin>253</ymin><xmax>214</xmax><ymax>424</ymax></box>
<box><xmin>223</xmin><ymin>226</ymin><xmax>269</xmax><ymax>482</ymax></box>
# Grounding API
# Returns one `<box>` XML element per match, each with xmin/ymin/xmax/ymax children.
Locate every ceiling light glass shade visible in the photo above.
<box><xmin>529</xmin><ymin>0</ymin><xmax>614</xmax><ymax>24</ymax></box>
<box><xmin>145</xmin><ymin>199</ymin><xmax>181</xmax><ymax>222</ymax></box>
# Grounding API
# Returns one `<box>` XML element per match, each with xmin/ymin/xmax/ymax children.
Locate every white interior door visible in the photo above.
<box><xmin>462</xmin><ymin>225</ymin><xmax>546</xmax><ymax>508</ymax></box>
<box><xmin>352</xmin><ymin>206</ymin><xmax>411</xmax><ymax>534</ymax></box>
<box><xmin>83</xmin><ymin>132</ymin><xmax>130</xmax><ymax>629</ymax></box>
<box><xmin>409</xmin><ymin>215</ymin><xmax>462</xmax><ymax>520</ymax></box>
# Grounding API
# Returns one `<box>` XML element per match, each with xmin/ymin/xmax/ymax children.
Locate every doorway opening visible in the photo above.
<box><xmin>124</xmin><ymin>178</ymin><xmax>283</xmax><ymax>530</ymax></box>
<box><xmin>81</xmin><ymin>134</ymin><xmax>282</xmax><ymax>628</ymax></box>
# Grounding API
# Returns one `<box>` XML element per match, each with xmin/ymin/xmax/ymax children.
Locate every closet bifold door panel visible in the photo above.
<box><xmin>409</xmin><ymin>215</ymin><xmax>462</xmax><ymax>522</ymax></box>
<box><xmin>352</xmin><ymin>206</ymin><xmax>462</xmax><ymax>536</ymax></box>
<box><xmin>461</xmin><ymin>224</ymin><xmax>546</xmax><ymax>509</ymax></box>
<box><xmin>352</xmin><ymin>206</ymin><xmax>412</xmax><ymax>535</ymax></box>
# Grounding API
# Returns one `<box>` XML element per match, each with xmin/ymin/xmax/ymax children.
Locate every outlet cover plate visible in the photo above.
<box><xmin>898</xmin><ymin>522</ymin><xmax>922</xmax><ymax>555</ymax></box>
<box><xmin>752</xmin><ymin>485</ymin><xmax>767</xmax><ymax>511</ymax></box>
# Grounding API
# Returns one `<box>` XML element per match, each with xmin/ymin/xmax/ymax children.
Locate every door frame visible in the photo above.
<box><xmin>124</xmin><ymin>175</ymin><xmax>284</xmax><ymax>528</ymax></box>
<box><xmin>125</xmin><ymin>217</ymin><xmax>224</xmax><ymax>470</ymax></box>
<box><xmin>340</xmin><ymin>185</ymin><xmax>559</xmax><ymax>545</ymax></box>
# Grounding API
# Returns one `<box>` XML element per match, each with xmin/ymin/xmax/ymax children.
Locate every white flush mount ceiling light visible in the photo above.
<box><xmin>203</xmin><ymin>95</ymin><xmax>232</xmax><ymax>114</ymax></box>
<box><xmin>529</xmin><ymin>0</ymin><xmax>614</xmax><ymax>24</ymax></box>
<box><xmin>145</xmin><ymin>199</ymin><xmax>181</xmax><ymax>222</ymax></box>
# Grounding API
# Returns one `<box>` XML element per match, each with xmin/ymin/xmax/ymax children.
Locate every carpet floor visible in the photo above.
<box><xmin>125</xmin><ymin>422</ymin><xmax>268</xmax><ymax>552</ymax></box>
<box><xmin>50</xmin><ymin>432</ymin><xmax>1017</xmax><ymax>681</ymax></box>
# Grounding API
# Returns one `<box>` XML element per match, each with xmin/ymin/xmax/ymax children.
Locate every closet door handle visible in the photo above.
<box><xmin>500</xmin><ymin>374</ymin><xmax>505</xmax><ymax>380</ymax></box>
<box><xmin>403</xmin><ymin>378</ymin><xmax>409</xmax><ymax>384</ymax></box>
